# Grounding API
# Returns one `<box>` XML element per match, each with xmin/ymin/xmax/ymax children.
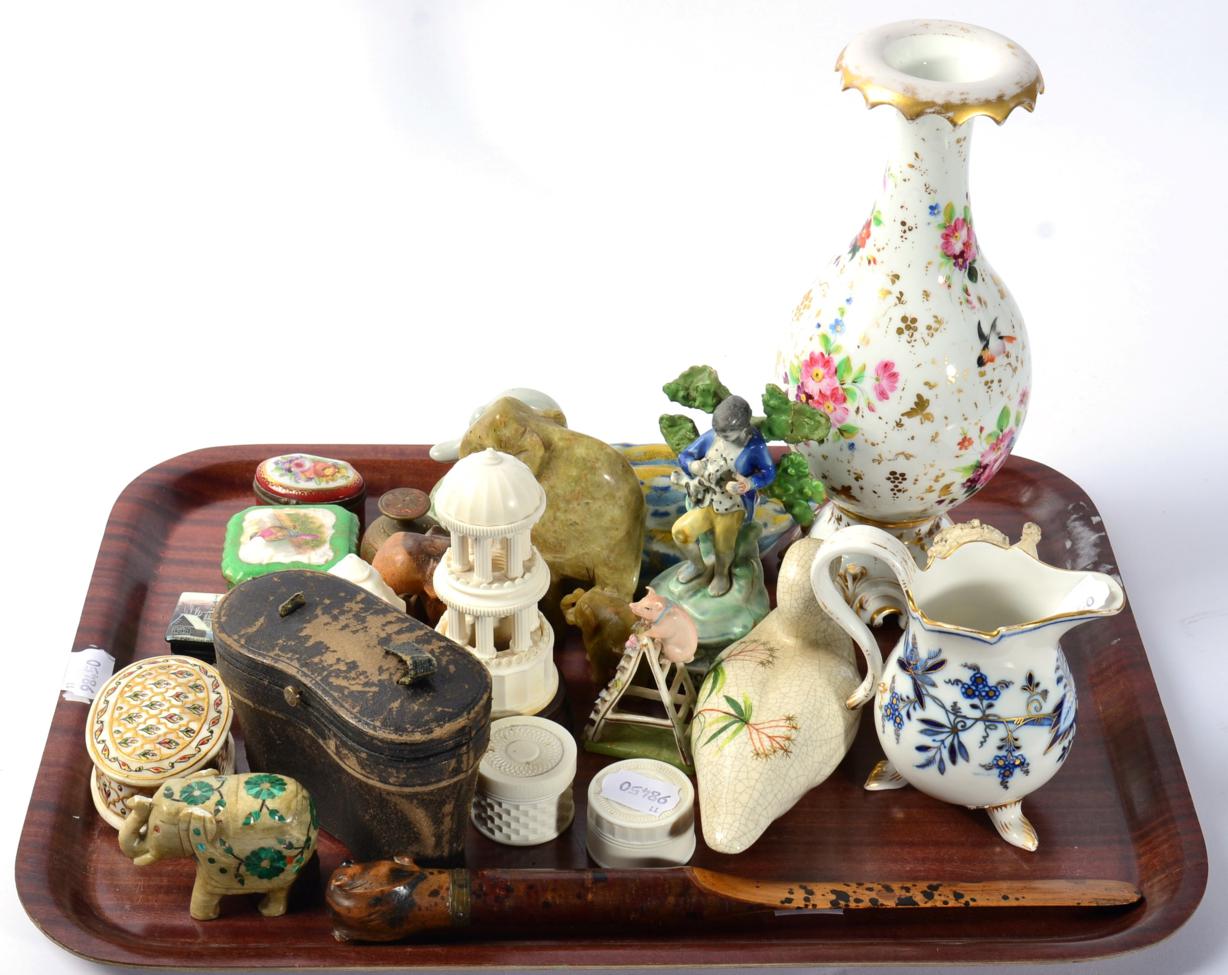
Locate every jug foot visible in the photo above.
<box><xmin>987</xmin><ymin>800</ymin><xmax>1038</xmax><ymax>852</ymax></box>
<box><xmin>864</xmin><ymin>758</ymin><xmax>908</xmax><ymax>791</ymax></box>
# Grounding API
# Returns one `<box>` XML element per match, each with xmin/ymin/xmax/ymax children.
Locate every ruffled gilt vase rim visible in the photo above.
<box><xmin>835</xmin><ymin>19</ymin><xmax>1043</xmax><ymax>127</ymax></box>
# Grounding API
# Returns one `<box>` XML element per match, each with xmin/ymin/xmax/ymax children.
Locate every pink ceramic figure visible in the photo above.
<box><xmin>628</xmin><ymin>588</ymin><xmax>698</xmax><ymax>665</ymax></box>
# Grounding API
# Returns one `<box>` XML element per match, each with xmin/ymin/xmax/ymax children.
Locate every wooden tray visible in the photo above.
<box><xmin>16</xmin><ymin>446</ymin><xmax>1207</xmax><ymax>968</ymax></box>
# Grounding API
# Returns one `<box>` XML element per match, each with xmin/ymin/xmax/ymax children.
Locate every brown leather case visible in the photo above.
<box><xmin>213</xmin><ymin>569</ymin><xmax>491</xmax><ymax>863</ymax></box>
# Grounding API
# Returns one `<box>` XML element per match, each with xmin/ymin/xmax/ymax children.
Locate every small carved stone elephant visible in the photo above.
<box><xmin>118</xmin><ymin>770</ymin><xmax>318</xmax><ymax>920</ymax></box>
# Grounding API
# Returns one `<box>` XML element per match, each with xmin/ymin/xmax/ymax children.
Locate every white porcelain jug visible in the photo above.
<box><xmin>810</xmin><ymin>521</ymin><xmax>1125</xmax><ymax>850</ymax></box>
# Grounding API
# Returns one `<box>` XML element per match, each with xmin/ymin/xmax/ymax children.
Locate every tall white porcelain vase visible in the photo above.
<box><xmin>777</xmin><ymin>21</ymin><xmax>1043</xmax><ymax>622</ymax></box>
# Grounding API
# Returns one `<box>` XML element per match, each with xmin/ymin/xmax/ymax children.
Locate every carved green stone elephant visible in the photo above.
<box><xmin>118</xmin><ymin>771</ymin><xmax>318</xmax><ymax>920</ymax></box>
<box><xmin>458</xmin><ymin>396</ymin><xmax>645</xmax><ymax>601</ymax></box>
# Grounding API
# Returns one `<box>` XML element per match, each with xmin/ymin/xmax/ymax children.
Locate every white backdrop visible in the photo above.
<box><xmin>2</xmin><ymin>2</ymin><xmax>1225</xmax><ymax>973</ymax></box>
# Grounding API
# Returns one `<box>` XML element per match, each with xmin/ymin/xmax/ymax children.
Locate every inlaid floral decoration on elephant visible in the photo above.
<box><xmin>117</xmin><ymin>770</ymin><xmax>318</xmax><ymax>921</ymax></box>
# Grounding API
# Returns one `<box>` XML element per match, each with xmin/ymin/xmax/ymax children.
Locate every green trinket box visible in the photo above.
<box><xmin>221</xmin><ymin>504</ymin><xmax>358</xmax><ymax>588</ymax></box>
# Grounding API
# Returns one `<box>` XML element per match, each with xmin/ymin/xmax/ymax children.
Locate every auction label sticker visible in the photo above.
<box><xmin>61</xmin><ymin>646</ymin><xmax>116</xmax><ymax>703</ymax></box>
<box><xmin>600</xmin><ymin>768</ymin><xmax>679</xmax><ymax>817</ymax></box>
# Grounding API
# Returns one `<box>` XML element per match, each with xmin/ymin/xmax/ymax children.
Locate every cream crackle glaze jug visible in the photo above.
<box><xmin>811</xmin><ymin>520</ymin><xmax>1124</xmax><ymax>851</ymax></box>
<box><xmin>778</xmin><ymin>20</ymin><xmax>1042</xmax><ymax>621</ymax></box>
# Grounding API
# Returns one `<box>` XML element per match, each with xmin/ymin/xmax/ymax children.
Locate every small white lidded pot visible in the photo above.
<box><xmin>471</xmin><ymin>715</ymin><xmax>577</xmax><ymax>846</ymax></box>
<box><xmin>586</xmin><ymin>758</ymin><xmax>696</xmax><ymax>868</ymax></box>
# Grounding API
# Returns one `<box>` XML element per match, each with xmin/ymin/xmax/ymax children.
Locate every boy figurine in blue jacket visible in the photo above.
<box><xmin>673</xmin><ymin>395</ymin><xmax>776</xmax><ymax>597</ymax></box>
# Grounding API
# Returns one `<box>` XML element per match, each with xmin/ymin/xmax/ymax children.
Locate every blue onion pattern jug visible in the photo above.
<box><xmin>810</xmin><ymin>520</ymin><xmax>1124</xmax><ymax>850</ymax></box>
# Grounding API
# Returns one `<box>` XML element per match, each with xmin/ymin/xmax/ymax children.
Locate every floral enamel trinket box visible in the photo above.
<box><xmin>253</xmin><ymin>453</ymin><xmax>366</xmax><ymax>520</ymax></box>
<box><xmin>221</xmin><ymin>504</ymin><xmax>359</xmax><ymax>587</ymax></box>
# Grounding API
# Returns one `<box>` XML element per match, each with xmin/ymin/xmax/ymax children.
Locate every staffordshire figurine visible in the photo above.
<box><xmin>583</xmin><ymin>591</ymin><xmax>699</xmax><ymax>770</ymax></box>
<box><xmin>648</xmin><ymin>366</ymin><xmax>831</xmax><ymax>659</ymax></box>
<box><xmin>627</xmin><ymin>587</ymin><xmax>698</xmax><ymax>665</ymax></box>
<box><xmin>672</xmin><ymin>395</ymin><xmax>776</xmax><ymax>597</ymax></box>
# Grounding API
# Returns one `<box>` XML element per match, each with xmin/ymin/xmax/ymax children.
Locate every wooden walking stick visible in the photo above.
<box><xmin>326</xmin><ymin>857</ymin><xmax>1141</xmax><ymax>943</ymax></box>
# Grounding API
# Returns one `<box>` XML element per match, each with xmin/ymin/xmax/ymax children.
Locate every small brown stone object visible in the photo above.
<box><xmin>371</xmin><ymin>530</ymin><xmax>451</xmax><ymax>625</ymax></box>
<box><xmin>561</xmin><ymin>587</ymin><xmax>635</xmax><ymax>688</ymax></box>
<box><xmin>360</xmin><ymin>488</ymin><xmax>434</xmax><ymax>562</ymax></box>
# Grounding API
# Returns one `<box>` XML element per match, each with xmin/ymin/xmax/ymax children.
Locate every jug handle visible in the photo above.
<box><xmin>809</xmin><ymin>525</ymin><xmax>918</xmax><ymax>710</ymax></box>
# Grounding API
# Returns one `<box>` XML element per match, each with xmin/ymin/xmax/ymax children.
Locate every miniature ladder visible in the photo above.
<box><xmin>584</xmin><ymin>634</ymin><xmax>698</xmax><ymax>766</ymax></box>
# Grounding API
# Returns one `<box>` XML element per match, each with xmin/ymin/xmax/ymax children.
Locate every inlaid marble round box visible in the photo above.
<box><xmin>471</xmin><ymin>715</ymin><xmax>577</xmax><ymax>846</ymax></box>
<box><xmin>85</xmin><ymin>655</ymin><xmax>235</xmax><ymax>829</ymax></box>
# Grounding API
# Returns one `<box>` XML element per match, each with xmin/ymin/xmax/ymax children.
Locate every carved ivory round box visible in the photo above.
<box><xmin>585</xmin><ymin>758</ymin><xmax>695</xmax><ymax>868</ymax></box>
<box><xmin>471</xmin><ymin>715</ymin><xmax>577</xmax><ymax>846</ymax></box>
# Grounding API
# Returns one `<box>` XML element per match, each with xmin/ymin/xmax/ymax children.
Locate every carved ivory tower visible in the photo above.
<box><xmin>432</xmin><ymin>449</ymin><xmax>558</xmax><ymax>717</ymax></box>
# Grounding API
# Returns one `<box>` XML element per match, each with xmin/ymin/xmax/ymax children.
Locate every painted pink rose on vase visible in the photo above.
<box><xmin>814</xmin><ymin>380</ymin><xmax>849</xmax><ymax>426</ymax></box>
<box><xmin>980</xmin><ymin>427</ymin><xmax>1014</xmax><ymax>478</ymax></box>
<box><xmin>962</xmin><ymin>427</ymin><xmax>1015</xmax><ymax>495</ymax></box>
<box><xmin>798</xmin><ymin>350</ymin><xmax>838</xmax><ymax>403</ymax></box>
<box><xmin>953</xmin><ymin>402</ymin><xmax>1024</xmax><ymax>502</ymax></box>
<box><xmin>942</xmin><ymin>217</ymin><xmax>977</xmax><ymax>270</ymax></box>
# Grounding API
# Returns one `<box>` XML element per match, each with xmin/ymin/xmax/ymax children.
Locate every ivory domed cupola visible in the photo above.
<box><xmin>432</xmin><ymin>449</ymin><xmax>558</xmax><ymax>717</ymax></box>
